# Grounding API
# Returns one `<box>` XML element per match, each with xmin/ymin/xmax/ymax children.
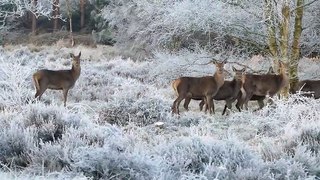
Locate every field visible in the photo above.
<box><xmin>0</xmin><ymin>45</ymin><xmax>319</xmax><ymax>179</ymax></box>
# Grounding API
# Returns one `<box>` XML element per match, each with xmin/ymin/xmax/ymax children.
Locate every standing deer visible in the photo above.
<box><xmin>235</xmin><ymin>66</ymin><xmax>275</xmax><ymax>111</ymax></box>
<box><xmin>291</xmin><ymin>80</ymin><xmax>320</xmax><ymax>99</ymax></box>
<box><xmin>182</xmin><ymin>66</ymin><xmax>246</xmax><ymax>115</ymax></box>
<box><xmin>32</xmin><ymin>52</ymin><xmax>81</xmax><ymax>107</ymax></box>
<box><xmin>171</xmin><ymin>61</ymin><xmax>226</xmax><ymax>115</ymax></box>
<box><xmin>238</xmin><ymin>61</ymin><xmax>289</xmax><ymax>110</ymax></box>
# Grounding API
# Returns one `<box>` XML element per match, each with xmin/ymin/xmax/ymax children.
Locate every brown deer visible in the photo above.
<box><xmin>182</xmin><ymin>66</ymin><xmax>246</xmax><ymax>115</ymax></box>
<box><xmin>32</xmin><ymin>52</ymin><xmax>81</xmax><ymax>107</ymax></box>
<box><xmin>235</xmin><ymin>66</ymin><xmax>275</xmax><ymax>111</ymax></box>
<box><xmin>291</xmin><ymin>80</ymin><xmax>320</xmax><ymax>99</ymax></box>
<box><xmin>171</xmin><ymin>61</ymin><xmax>226</xmax><ymax>115</ymax></box>
<box><xmin>238</xmin><ymin>61</ymin><xmax>289</xmax><ymax>110</ymax></box>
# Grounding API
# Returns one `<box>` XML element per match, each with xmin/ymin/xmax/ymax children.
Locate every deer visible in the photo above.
<box><xmin>171</xmin><ymin>61</ymin><xmax>226</xmax><ymax>115</ymax></box>
<box><xmin>32</xmin><ymin>52</ymin><xmax>81</xmax><ymax>107</ymax></box>
<box><xmin>181</xmin><ymin>66</ymin><xmax>246</xmax><ymax>115</ymax></box>
<box><xmin>237</xmin><ymin>61</ymin><xmax>289</xmax><ymax>110</ymax></box>
<box><xmin>291</xmin><ymin>80</ymin><xmax>320</xmax><ymax>99</ymax></box>
<box><xmin>235</xmin><ymin>66</ymin><xmax>275</xmax><ymax>111</ymax></box>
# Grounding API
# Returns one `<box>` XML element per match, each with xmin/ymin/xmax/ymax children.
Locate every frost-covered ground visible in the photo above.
<box><xmin>0</xmin><ymin>45</ymin><xmax>319</xmax><ymax>179</ymax></box>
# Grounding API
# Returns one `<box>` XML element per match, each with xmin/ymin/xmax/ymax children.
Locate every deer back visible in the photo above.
<box><xmin>172</xmin><ymin>61</ymin><xmax>226</xmax><ymax>97</ymax></box>
<box><xmin>295</xmin><ymin>80</ymin><xmax>320</xmax><ymax>99</ymax></box>
<box><xmin>214</xmin><ymin>66</ymin><xmax>245</xmax><ymax>100</ymax></box>
<box><xmin>34</xmin><ymin>52</ymin><xmax>81</xmax><ymax>90</ymax></box>
<box><xmin>243</xmin><ymin>62</ymin><xmax>288</xmax><ymax>96</ymax></box>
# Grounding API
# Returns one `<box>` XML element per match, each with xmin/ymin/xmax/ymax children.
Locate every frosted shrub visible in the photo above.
<box><xmin>104</xmin><ymin>0</ymin><xmax>265</xmax><ymax>58</ymax></box>
<box><xmin>71</xmin><ymin>142</ymin><xmax>158</xmax><ymax>179</ymax></box>
<box><xmin>298</xmin><ymin>128</ymin><xmax>320</xmax><ymax>154</ymax></box>
<box><xmin>26</xmin><ymin>142</ymin><xmax>71</xmax><ymax>173</ymax></box>
<box><xmin>99</xmin><ymin>97</ymin><xmax>171</xmax><ymax>126</ymax></box>
<box><xmin>0</xmin><ymin>122</ymin><xmax>36</xmax><ymax>168</ymax></box>
<box><xmin>147</xmin><ymin>49</ymin><xmax>215</xmax><ymax>86</ymax></box>
<box><xmin>160</xmin><ymin>137</ymin><xmax>262</xmax><ymax>179</ymax></box>
<box><xmin>264</xmin><ymin>158</ymin><xmax>308</xmax><ymax>179</ymax></box>
<box><xmin>23</xmin><ymin>105</ymin><xmax>66</xmax><ymax>143</ymax></box>
<box><xmin>293</xmin><ymin>146</ymin><xmax>320</xmax><ymax>177</ymax></box>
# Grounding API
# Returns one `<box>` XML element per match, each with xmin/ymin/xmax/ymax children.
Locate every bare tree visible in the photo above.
<box><xmin>65</xmin><ymin>0</ymin><xmax>74</xmax><ymax>46</ymax></box>
<box><xmin>52</xmin><ymin>0</ymin><xmax>60</xmax><ymax>32</ymax></box>
<box><xmin>80</xmin><ymin>0</ymin><xmax>86</xmax><ymax>30</ymax></box>
<box><xmin>31</xmin><ymin>0</ymin><xmax>38</xmax><ymax>35</ymax></box>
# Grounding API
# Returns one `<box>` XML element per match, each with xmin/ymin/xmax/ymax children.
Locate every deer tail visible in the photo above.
<box><xmin>32</xmin><ymin>73</ymin><xmax>41</xmax><ymax>91</ymax></box>
<box><xmin>171</xmin><ymin>79</ymin><xmax>180</xmax><ymax>96</ymax></box>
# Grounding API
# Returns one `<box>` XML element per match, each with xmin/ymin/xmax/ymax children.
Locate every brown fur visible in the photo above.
<box><xmin>235</xmin><ymin>66</ymin><xmax>275</xmax><ymax>111</ymax></box>
<box><xmin>183</xmin><ymin>67</ymin><xmax>246</xmax><ymax>115</ymax></box>
<box><xmin>292</xmin><ymin>80</ymin><xmax>320</xmax><ymax>99</ymax></box>
<box><xmin>239</xmin><ymin>62</ymin><xmax>289</xmax><ymax>110</ymax></box>
<box><xmin>171</xmin><ymin>61</ymin><xmax>225</xmax><ymax>114</ymax></box>
<box><xmin>32</xmin><ymin>52</ymin><xmax>81</xmax><ymax>106</ymax></box>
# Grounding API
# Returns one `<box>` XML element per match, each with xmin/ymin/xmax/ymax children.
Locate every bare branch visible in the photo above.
<box><xmin>291</xmin><ymin>0</ymin><xmax>320</xmax><ymax>12</ymax></box>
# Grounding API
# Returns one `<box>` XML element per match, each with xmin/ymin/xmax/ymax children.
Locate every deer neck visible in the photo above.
<box><xmin>233</xmin><ymin>77</ymin><xmax>243</xmax><ymax>86</ymax></box>
<box><xmin>214</xmin><ymin>72</ymin><xmax>224</xmax><ymax>87</ymax></box>
<box><xmin>71</xmin><ymin>65</ymin><xmax>81</xmax><ymax>81</ymax></box>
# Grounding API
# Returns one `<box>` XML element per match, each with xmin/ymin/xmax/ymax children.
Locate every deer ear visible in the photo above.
<box><xmin>78</xmin><ymin>51</ymin><xmax>81</xmax><ymax>57</ymax></box>
<box><xmin>279</xmin><ymin>61</ymin><xmax>285</xmax><ymax>68</ymax></box>
<box><xmin>268</xmin><ymin>67</ymin><xmax>274</xmax><ymax>74</ymax></box>
<box><xmin>70</xmin><ymin>53</ymin><xmax>74</xmax><ymax>58</ymax></box>
<box><xmin>241</xmin><ymin>67</ymin><xmax>246</xmax><ymax>72</ymax></box>
<box><xmin>232</xmin><ymin>66</ymin><xmax>237</xmax><ymax>72</ymax></box>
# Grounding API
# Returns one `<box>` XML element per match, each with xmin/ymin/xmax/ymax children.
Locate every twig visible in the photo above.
<box><xmin>227</xmin><ymin>61</ymin><xmax>267</xmax><ymax>74</ymax></box>
<box><xmin>291</xmin><ymin>0</ymin><xmax>320</xmax><ymax>13</ymax></box>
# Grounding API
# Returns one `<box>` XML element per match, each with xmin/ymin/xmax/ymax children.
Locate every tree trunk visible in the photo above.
<box><xmin>31</xmin><ymin>0</ymin><xmax>38</xmax><ymax>36</ymax></box>
<box><xmin>290</xmin><ymin>0</ymin><xmax>304</xmax><ymax>92</ymax></box>
<box><xmin>52</xmin><ymin>0</ymin><xmax>60</xmax><ymax>32</ymax></box>
<box><xmin>264</xmin><ymin>0</ymin><xmax>278</xmax><ymax>57</ymax></box>
<box><xmin>80</xmin><ymin>0</ymin><xmax>86</xmax><ymax>29</ymax></box>
<box><xmin>264</xmin><ymin>0</ymin><xmax>278</xmax><ymax>68</ymax></box>
<box><xmin>279</xmin><ymin>3</ymin><xmax>290</xmax><ymax>97</ymax></box>
<box><xmin>65</xmin><ymin>0</ymin><xmax>74</xmax><ymax>46</ymax></box>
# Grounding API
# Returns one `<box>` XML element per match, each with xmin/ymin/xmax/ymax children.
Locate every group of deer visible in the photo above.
<box><xmin>171</xmin><ymin>60</ymin><xmax>320</xmax><ymax>115</ymax></box>
<box><xmin>31</xmin><ymin>53</ymin><xmax>319</xmax><ymax>109</ymax></box>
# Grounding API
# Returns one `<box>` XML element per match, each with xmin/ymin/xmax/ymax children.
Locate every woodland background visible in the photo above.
<box><xmin>0</xmin><ymin>0</ymin><xmax>320</xmax><ymax>179</ymax></box>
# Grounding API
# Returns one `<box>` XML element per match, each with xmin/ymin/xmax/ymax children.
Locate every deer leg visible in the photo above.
<box><xmin>222</xmin><ymin>100</ymin><xmax>232</xmax><ymax>115</ymax></box>
<box><xmin>62</xmin><ymin>88</ymin><xmax>69</xmax><ymax>107</ymax></box>
<box><xmin>257</xmin><ymin>99</ymin><xmax>265</xmax><ymax>109</ymax></box>
<box><xmin>222</xmin><ymin>104</ymin><xmax>228</xmax><ymax>115</ymax></box>
<box><xmin>205</xmin><ymin>95</ymin><xmax>214</xmax><ymax>114</ymax></box>
<box><xmin>35</xmin><ymin>83</ymin><xmax>47</xmax><ymax>100</ymax></box>
<box><xmin>211</xmin><ymin>99</ymin><xmax>215</xmax><ymax>114</ymax></box>
<box><xmin>235</xmin><ymin>99</ymin><xmax>242</xmax><ymax>112</ymax></box>
<box><xmin>203</xmin><ymin>99</ymin><xmax>209</xmax><ymax>113</ymax></box>
<box><xmin>183</xmin><ymin>96</ymin><xmax>191</xmax><ymax>111</ymax></box>
<box><xmin>172</xmin><ymin>95</ymin><xmax>185</xmax><ymax>114</ymax></box>
<box><xmin>243</xmin><ymin>92</ymin><xmax>253</xmax><ymax>110</ymax></box>
<box><xmin>199</xmin><ymin>99</ymin><xmax>205</xmax><ymax>111</ymax></box>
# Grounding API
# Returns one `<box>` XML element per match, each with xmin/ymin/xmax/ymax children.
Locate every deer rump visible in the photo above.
<box><xmin>172</xmin><ymin>76</ymin><xmax>224</xmax><ymax>114</ymax></box>
<box><xmin>182</xmin><ymin>78</ymin><xmax>243</xmax><ymax>114</ymax></box>
<box><xmin>243</xmin><ymin>74</ymin><xmax>286</xmax><ymax>96</ymax></box>
<box><xmin>238</xmin><ymin>73</ymin><xmax>288</xmax><ymax>110</ymax></box>
<box><xmin>175</xmin><ymin>76</ymin><xmax>223</xmax><ymax>98</ymax></box>
<box><xmin>33</xmin><ymin>70</ymin><xmax>77</xmax><ymax>90</ymax></box>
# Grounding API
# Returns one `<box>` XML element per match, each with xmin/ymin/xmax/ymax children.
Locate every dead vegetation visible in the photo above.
<box><xmin>2</xmin><ymin>31</ymin><xmax>97</xmax><ymax>48</ymax></box>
